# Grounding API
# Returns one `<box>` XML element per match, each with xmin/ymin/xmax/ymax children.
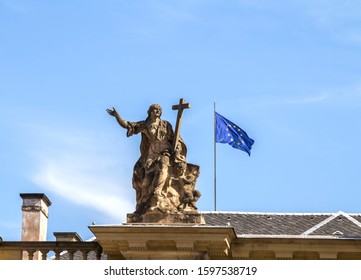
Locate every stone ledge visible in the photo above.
<box><xmin>88</xmin><ymin>224</ymin><xmax>236</xmax><ymax>260</ymax></box>
<box><xmin>126</xmin><ymin>212</ymin><xmax>206</xmax><ymax>224</ymax></box>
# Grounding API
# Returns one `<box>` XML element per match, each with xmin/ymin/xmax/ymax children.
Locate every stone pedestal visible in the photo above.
<box><xmin>88</xmin><ymin>224</ymin><xmax>236</xmax><ymax>260</ymax></box>
<box><xmin>127</xmin><ymin>212</ymin><xmax>205</xmax><ymax>224</ymax></box>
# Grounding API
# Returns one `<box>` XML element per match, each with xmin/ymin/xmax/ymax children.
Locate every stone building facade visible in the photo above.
<box><xmin>1</xmin><ymin>193</ymin><xmax>361</xmax><ymax>260</ymax></box>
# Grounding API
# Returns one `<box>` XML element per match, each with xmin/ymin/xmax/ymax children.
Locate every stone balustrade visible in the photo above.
<box><xmin>0</xmin><ymin>241</ymin><xmax>102</xmax><ymax>260</ymax></box>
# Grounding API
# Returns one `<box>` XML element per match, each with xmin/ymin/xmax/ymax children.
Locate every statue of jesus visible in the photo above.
<box><xmin>107</xmin><ymin>103</ymin><xmax>195</xmax><ymax>214</ymax></box>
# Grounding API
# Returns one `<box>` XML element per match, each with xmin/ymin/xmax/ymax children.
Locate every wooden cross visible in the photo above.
<box><xmin>172</xmin><ymin>98</ymin><xmax>191</xmax><ymax>152</ymax></box>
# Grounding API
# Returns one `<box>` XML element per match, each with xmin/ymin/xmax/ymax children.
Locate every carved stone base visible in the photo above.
<box><xmin>89</xmin><ymin>224</ymin><xmax>235</xmax><ymax>260</ymax></box>
<box><xmin>126</xmin><ymin>212</ymin><xmax>206</xmax><ymax>224</ymax></box>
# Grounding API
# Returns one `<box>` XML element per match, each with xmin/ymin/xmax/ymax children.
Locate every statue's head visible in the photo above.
<box><xmin>147</xmin><ymin>104</ymin><xmax>162</xmax><ymax>117</ymax></box>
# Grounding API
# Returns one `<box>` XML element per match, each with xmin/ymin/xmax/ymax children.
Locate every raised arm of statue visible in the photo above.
<box><xmin>106</xmin><ymin>107</ymin><xmax>128</xmax><ymax>129</ymax></box>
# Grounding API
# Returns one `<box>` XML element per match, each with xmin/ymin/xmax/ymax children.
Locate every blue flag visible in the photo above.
<box><xmin>215</xmin><ymin>112</ymin><xmax>255</xmax><ymax>156</ymax></box>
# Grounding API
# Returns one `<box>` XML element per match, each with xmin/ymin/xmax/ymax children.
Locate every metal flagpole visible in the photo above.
<box><xmin>214</xmin><ymin>102</ymin><xmax>217</xmax><ymax>211</ymax></box>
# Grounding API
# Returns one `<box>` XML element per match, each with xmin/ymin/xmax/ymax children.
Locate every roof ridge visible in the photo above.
<box><xmin>236</xmin><ymin>234</ymin><xmax>361</xmax><ymax>239</ymax></box>
<box><xmin>301</xmin><ymin>212</ymin><xmax>342</xmax><ymax>235</ymax></box>
<box><xmin>201</xmin><ymin>211</ymin><xmax>338</xmax><ymax>216</ymax></box>
<box><xmin>341</xmin><ymin>212</ymin><xmax>361</xmax><ymax>228</ymax></box>
<box><xmin>301</xmin><ymin>211</ymin><xmax>361</xmax><ymax>235</ymax></box>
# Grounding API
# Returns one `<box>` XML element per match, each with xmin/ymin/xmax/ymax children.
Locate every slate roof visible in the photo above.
<box><xmin>54</xmin><ymin>211</ymin><xmax>361</xmax><ymax>260</ymax></box>
<box><xmin>202</xmin><ymin>211</ymin><xmax>361</xmax><ymax>238</ymax></box>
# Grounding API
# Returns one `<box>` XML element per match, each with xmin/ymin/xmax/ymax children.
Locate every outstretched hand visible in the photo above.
<box><xmin>106</xmin><ymin>107</ymin><xmax>118</xmax><ymax>117</ymax></box>
<box><xmin>106</xmin><ymin>107</ymin><xmax>128</xmax><ymax>128</ymax></box>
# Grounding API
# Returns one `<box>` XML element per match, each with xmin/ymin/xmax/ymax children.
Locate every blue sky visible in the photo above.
<box><xmin>1</xmin><ymin>0</ymin><xmax>361</xmax><ymax>241</ymax></box>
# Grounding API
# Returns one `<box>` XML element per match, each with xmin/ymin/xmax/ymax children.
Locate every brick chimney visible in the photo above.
<box><xmin>20</xmin><ymin>193</ymin><xmax>51</xmax><ymax>259</ymax></box>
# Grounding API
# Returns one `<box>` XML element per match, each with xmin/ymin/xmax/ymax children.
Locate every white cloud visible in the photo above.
<box><xmin>1</xmin><ymin>0</ymin><xmax>29</xmax><ymax>14</ymax></box>
<box><xmin>308</xmin><ymin>1</ymin><xmax>361</xmax><ymax>22</ymax></box>
<box><xmin>225</xmin><ymin>84</ymin><xmax>361</xmax><ymax>113</ymax></box>
<box><xmin>284</xmin><ymin>93</ymin><xmax>329</xmax><ymax>105</ymax></box>
<box><xmin>304</xmin><ymin>1</ymin><xmax>361</xmax><ymax>45</ymax></box>
<box><xmin>0</xmin><ymin>221</ymin><xmax>20</xmax><ymax>231</ymax></box>
<box><xmin>344</xmin><ymin>31</ymin><xmax>361</xmax><ymax>45</ymax></box>
<box><xmin>32</xmin><ymin>156</ymin><xmax>134</xmax><ymax>220</ymax></box>
<box><xmin>28</xmin><ymin>124</ymin><xmax>135</xmax><ymax>220</ymax></box>
<box><xmin>226</xmin><ymin>93</ymin><xmax>330</xmax><ymax>112</ymax></box>
<box><xmin>154</xmin><ymin>1</ymin><xmax>198</xmax><ymax>22</ymax></box>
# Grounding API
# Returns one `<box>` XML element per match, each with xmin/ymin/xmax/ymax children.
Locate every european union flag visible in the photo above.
<box><xmin>215</xmin><ymin>112</ymin><xmax>255</xmax><ymax>156</ymax></box>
